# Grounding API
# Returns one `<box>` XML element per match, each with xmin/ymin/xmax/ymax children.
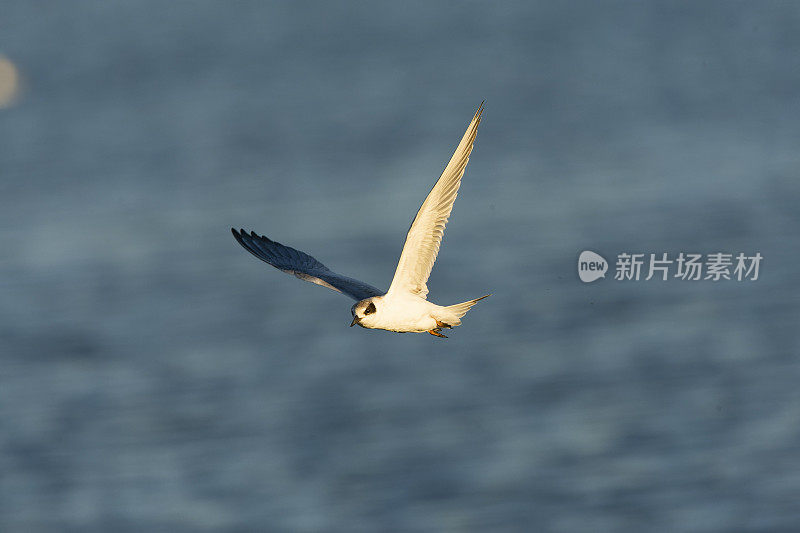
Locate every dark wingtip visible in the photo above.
<box><xmin>231</xmin><ymin>228</ymin><xmax>276</xmax><ymax>247</ymax></box>
<box><xmin>231</xmin><ymin>228</ymin><xmax>250</xmax><ymax>247</ymax></box>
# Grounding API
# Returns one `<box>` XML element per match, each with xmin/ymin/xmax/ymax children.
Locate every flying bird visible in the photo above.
<box><xmin>232</xmin><ymin>103</ymin><xmax>489</xmax><ymax>338</ymax></box>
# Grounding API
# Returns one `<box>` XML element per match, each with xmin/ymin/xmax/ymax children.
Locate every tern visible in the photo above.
<box><xmin>232</xmin><ymin>103</ymin><xmax>489</xmax><ymax>338</ymax></box>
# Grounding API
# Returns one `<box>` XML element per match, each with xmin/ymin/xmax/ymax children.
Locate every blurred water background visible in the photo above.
<box><xmin>2</xmin><ymin>2</ymin><xmax>799</xmax><ymax>531</ymax></box>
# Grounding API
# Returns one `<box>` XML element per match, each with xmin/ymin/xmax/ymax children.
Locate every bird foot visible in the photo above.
<box><xmin>435</xmin><ymin>320</ymin><xmax>452</xmax><ymax>329</ymax></box>
<box><xmin>428</xmin><ymin>328</ymin><xmax>448</xmax><ymax>338</ymax></box>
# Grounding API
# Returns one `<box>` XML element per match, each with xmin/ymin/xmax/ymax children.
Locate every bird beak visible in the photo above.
<box><xmin>350</xmin><ymin>316</ymin><xmax>359</xmax><ymax>327</ymax></box>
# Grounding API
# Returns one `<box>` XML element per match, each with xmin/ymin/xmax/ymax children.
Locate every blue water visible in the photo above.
<box><xmin>1</xmin><ymin>2</ymin><xmax>799</xmax><ymax>531</ymax></box>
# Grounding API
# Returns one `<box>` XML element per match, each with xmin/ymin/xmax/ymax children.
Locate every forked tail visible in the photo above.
<box><xmin>445</xmin><ymin>294</ymin><xmax>491</xmax><ymax>319</ymax></box>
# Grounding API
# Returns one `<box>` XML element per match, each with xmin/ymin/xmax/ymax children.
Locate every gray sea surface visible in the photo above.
<box><xmin>1</xmin><ymin>2</ymin><xmax>799</xmax><ymax>531</ymax></box>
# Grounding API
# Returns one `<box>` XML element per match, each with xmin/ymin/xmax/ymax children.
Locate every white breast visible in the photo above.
<box><xmin>367</xmin><ymin>293</ymin><xmax>440</xmax><ymax>333</ymax></box>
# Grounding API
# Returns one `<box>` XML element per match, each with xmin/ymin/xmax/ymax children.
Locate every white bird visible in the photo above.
<box><xmin>232</xmin><ymin>103</ymin><xmax>489</xmax><ymax>338</ymax></box>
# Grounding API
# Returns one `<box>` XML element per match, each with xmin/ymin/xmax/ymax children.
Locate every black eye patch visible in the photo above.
<box><xmin>364</xmin><ymin>302</ymin><xmax>376</xmax><ymax>315</ymax></box>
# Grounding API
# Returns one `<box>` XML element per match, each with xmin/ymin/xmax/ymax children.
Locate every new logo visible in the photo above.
<box><xmin>578</xmin><ymin>250</ymin><xmax>608</xmax><ymax>283</ymax></box>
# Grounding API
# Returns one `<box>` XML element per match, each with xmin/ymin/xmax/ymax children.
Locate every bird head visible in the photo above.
<box><xmin>350</xmin><ymin>298</ymin><xmax>378</xmax><ymax>328</ymax></box>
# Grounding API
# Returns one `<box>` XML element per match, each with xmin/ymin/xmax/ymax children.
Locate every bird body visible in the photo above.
<box><xmin>353</xmin><ymin>294</ymin><xmax>443</xmax><ymax>333</ymax></box>
<box><xmin>349</xmin><ymin>292</ymin><xmax>490</xmax><ymax>337</ymax></box>
<box><xmin>232</xmin><ymin>103</ymin><xmax>488</xmax><ymax>338</ymax></box>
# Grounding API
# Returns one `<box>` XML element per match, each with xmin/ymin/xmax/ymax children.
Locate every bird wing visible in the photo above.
<box><xmin>387</xmin><ymin>102</ymin><xmax>483</xmax><ymax>299</ymax></box>
<box><xmin>232</xmin><ymin>228</ymin><xmax>383</xmax><ymax>301</ymax></box>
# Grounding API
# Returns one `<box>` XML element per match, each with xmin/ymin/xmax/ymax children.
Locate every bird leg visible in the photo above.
<box><xmin>428</xmin><ymin>328</ymin><xmax>448</xmax><ymax>338</ymax></box>
<box><xmin>435</xmin><ymin>320</ymin><xmax>452</xmax><ymax>329</ymax></box>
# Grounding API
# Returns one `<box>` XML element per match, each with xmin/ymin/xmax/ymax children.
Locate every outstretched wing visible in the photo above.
<box><xmin>387</xmin><ymin>102</ymin><xmax>483</xmax><ymax>299</ymax></box>
<box><xmin>232</xmin><ymin>228</ymin><xmax>383</xmax><ymax>301</ymax></box>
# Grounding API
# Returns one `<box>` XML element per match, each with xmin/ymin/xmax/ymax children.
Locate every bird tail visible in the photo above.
<box><xmin>445</xmin><ymin>294</ymin><xmax>490</xmax><ymax>319</ymax></box>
